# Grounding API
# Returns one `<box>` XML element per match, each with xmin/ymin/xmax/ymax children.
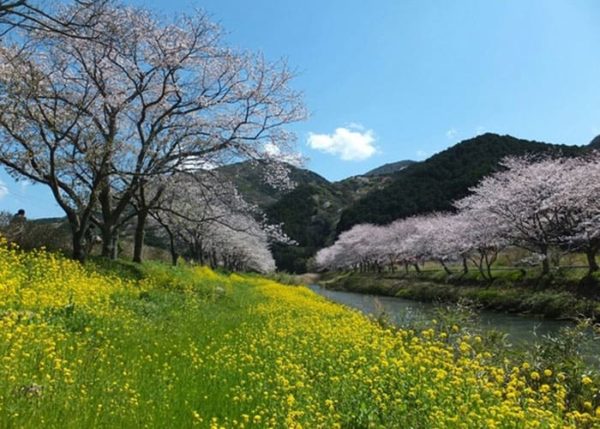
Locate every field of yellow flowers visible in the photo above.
<box><xmin>0</xmin><ymin>242</ymin><xmax>599</xmax><ymax>428</ymax></box>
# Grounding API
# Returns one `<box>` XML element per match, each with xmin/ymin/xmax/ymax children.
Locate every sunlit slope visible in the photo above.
<box><xmin>0</xmin><ymin>243</ymin><xmax>597</xmax><ymax>428</ymax></box>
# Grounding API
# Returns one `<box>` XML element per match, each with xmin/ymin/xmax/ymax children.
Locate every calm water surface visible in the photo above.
<box><xmin>308</xmin><ymin>284</ymin><xmax>600</xmax><ymax>362</ymax></box>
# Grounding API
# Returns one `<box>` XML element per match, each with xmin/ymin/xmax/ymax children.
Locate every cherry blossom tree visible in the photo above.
<box><xmin>316</xmin><ymin>221</ymin><xmax>428</xmax><ymax>273</ymax></box>
<box><xmin>410</xmin><ymin>214</ymin><xmax>462</xmax><ymax>274</ymax></box>
<box><xmin>315</xmin><ymin>224</ymin><xmax>377</xmax><ymax>272</ymax></box>
<box><xmin>0</xmin><ymin>2</ymin><xmax>305</xmax><ymax>261</ymax></box>
<box><xmin>318</xmin><ymin>154</ymin><xmax>600</xmax><ymax>277</ymax></box>
<box><xmin>147</xmin><ymin>171</ymin><xmax>286</xmax><ymax>272</ymax></box>
<box><xmin>456</xmin><ymin>156</ymin><xmax>575</xmax><ymax>275</ymax></box>
<box><xmin>548</xmin><ymin>153</ymin><xmax>600</xmax><ymax>273</ymax></box>
<box><xmin>202</xmin><ymin>216</ymin><xmax>277</xmax><ymax>273</ymax></box>
<box><xmin>454</xmin><ymin>210</ymin><xmax>507</xmax><ymax>279</ymax></box>
<box><xmin>0</xmin><ymin>1</ymin><xmax>114</xmax><ymax>38</ymax></box>
<box><xmin>386</xmin><ymin>216</ymin><xmax>428</xmax><ymax>273</ymax></box>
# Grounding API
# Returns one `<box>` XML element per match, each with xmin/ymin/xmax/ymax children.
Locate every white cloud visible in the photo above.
<box><xmin>0</xmin><ymin>180</ymin><xmax>7</xmax><ymax>200</ymax></box>
<box><xmin>307</xmin><ymin>125</ymin><xmax>376</xmax><ymax>161</ymax></box>
<box><xmin>264</xmin><ymin>142</ymin><xmax>281</xmax><ymax>157</ymax></box>
<box><xmin>263</xmin><ymin>143</ymin><xmax>304</xmax><ymax>167</ymax></box>
<box><xmin>446</xmin><ymin>128</ymin><xmax>458</xmax><ymax>139</ymax></box>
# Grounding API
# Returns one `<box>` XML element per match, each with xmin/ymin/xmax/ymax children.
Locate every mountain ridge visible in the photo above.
<box><xmin>363</xmin><ymin>160</ymin><xmax>417</xmax><ymax>176</ymax></box>
<box><xmin>589</xmin><ymin>135</ymin><xmax>600</xmax><ymax>149</ymax></box>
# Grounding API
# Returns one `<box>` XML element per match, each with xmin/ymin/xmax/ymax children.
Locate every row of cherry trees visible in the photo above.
<box><xmin>316</xmin><ymin>153</ymin><xmax>600</xmax><ymax>277</ymax></box>
<box><xmin>144</xmin><ymin>172</ymin><xmax>290</xmax><ymax>273</ymax></box>
<box><xmin>0</xmin><ymin>1</ymin><xmax>304</xmax><ymax>265</ymax></box>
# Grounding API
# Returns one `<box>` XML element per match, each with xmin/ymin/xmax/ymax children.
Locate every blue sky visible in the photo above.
<box><xmin>1</xmin><ymin>0</ymin><xmax>600</xmax><ymax>218</ymax></box>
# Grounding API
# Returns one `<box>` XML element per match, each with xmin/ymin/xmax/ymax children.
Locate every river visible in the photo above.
<box><xmin>308</xmin><ymin>284</ymin><xmax>600</xmax><ymax>362</ymax></box>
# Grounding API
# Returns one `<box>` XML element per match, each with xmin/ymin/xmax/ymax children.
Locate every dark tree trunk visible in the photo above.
<box><xmin>66</xmin><ymin>214</ymin><xmax>88</xmax><ymax>263</ymax></box>
<box><xmin>486</xmin><ymin>261</ymin><xmax>493</xmax><ymax>280</ymax></box>
<box><xmin>97</xmin><ymin>170</ymin><xmax>137</xmax><ymax>261</ymax></box>
<box><xmin>484</xmin><ymin>253</ymin><xmax>494</xmax><ymax>280</ymax></box>
<box><xmin>71</xmin><ymin>229</ymin><xmax>86</xmax><ymax>262</ymax></box>
<box><xmin>586</xmin><ymin>247</ymin><xmax>599</xmax><ymax>274</ymax></box>
<box><xmin>462</xmin><ymin>257</ymin><xmax>469</xmax><ymax>274</ymax></box>
<box><xmin>541</xmin><ymin>254</ymin><xmax>550</xmax><ymax>275</ymax></box>
<box><xmin>439</xmin><ymin>260</ymin><xmax>452</xmax><ymax>275</ymax></box>
<box><xmin>473</xmin><ymin>253</ymin><xmax>487</xmax><ymax>281</ymax></box>
<box><xmin>168</xmin><ymin>231</ymin><xmax>177</xmax><ymax>266</ymax></box>
<box><xmin>100</xmin><ymin>224</ymin><xmax>113</xmax><ymax>258</ymax></box>
<box><xmin>211</xmin><ymin>250</ymin><xmax>218</xmax><ymax>269</ymax></box>
<box><xmin>198</xmin><ymin>243</ymin><xmax>205</xmax><ymax>266</ymax></box>
<box><xmin>413</xmin><ymin>263</ymin><xmax>421</xmax><ymax>274</ymax></box>
<box><xmin>133</xmin><ymin>209</ymin><xmax>148</xmax><ymax>263</ymax></box>
<box><xmin>100</xmin><ymin>223</ymin><xmax>120</xmax><ymax>260</ymax></box>
<box><xmin>111</xmin><ymin>231</ymin><xmax>119</xmax><ymax>260</ymax></box>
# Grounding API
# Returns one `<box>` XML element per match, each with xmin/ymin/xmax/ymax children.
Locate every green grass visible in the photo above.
<box><xmin>321</xmin><ymin>270</ymin><xmax>600</xmax><ymax>321</ymax></box>
<box><xmin>1</xmin><ymin>262</ymin><xmax>258</xmax><ymax>428</ymax></box>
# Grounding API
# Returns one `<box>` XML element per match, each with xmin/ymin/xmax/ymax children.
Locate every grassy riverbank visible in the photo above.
<box><xmin>319</xmin><ymin>269</ymin><xmax>600</xmax><ymax>321</ymax></box>
<box><xmin>1</xmin><ymin>244</ymin><xmax>600</xmax><ymax>427</ymax></box>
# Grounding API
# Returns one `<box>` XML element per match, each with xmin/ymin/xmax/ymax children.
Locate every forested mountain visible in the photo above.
<box><xmin>336</xmin><ymin>133</ymin><xmax>584</xmax><ymax>233</ymax></box>
<box><xmin>589</xmin><ymin>135</ymin><xmax>600</xmax><ymax>149</ymax></box>
<box><xmin>218</xmin><ymin>161</ymin><xmax>393</xmax><ymax>272</ymax></box>
<box><xmin>216</xmin><ymin>162</ymin><xmax>331</xmax><ymax>208</ymax></box>
<box><xmin>364</xmin><ymin>160</ymin><xmax>416</xmax><ymax>176</ymax></box>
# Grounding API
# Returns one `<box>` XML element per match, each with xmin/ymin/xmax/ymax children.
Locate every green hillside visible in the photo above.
<box><xmin>218</xmin><ymin>161</ymin><xmax>394</xmax><ymax>272</ymax></box>
<box><xmin>364</xmin><ymin>160</ymin><xmax>416</xmax><ymax>176</ymax></box>
<box><xmin>265</xmin><ymin>183</ymin><xmax>348</xmax><ymax>273</ymax></box>
<box><xmin>336</xmin><ymin>133</ymin><xmax>583</xmax><ymax>233</ymax></box>
<box><xmin>216</xmin><ymin>161</ymin><xmax>331</xmax><ymax>208</ymax></box>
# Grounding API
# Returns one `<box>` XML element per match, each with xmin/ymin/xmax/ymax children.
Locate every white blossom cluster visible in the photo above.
<box><xmin>317</xmin><ymin>153</ymin><xmax>600</xmax><ymax>276</ymax></box>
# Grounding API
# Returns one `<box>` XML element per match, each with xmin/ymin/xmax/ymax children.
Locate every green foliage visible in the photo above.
<box><xmin>421</xmin><ymin>302</ymin><xmax>600</xmax><ymax>411</ymax></box>
<box><xmin>266</xmin><ymin>184</ymin><xmax>340</xmax><ymax>272</ymax></box>
<box><xmin>525</xmin><ymin>320</ymin><xmax>600</xmax><ymax>408</ymax></box>
<box><xmin>266</xmin><ymin>184</ymin><xmax>332</xmax><ymax>248</ymax></box>
<box><xmin>86</xmin><ymin>257</ymin><xmax>146</xmax><ymax>281</ymax></box>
